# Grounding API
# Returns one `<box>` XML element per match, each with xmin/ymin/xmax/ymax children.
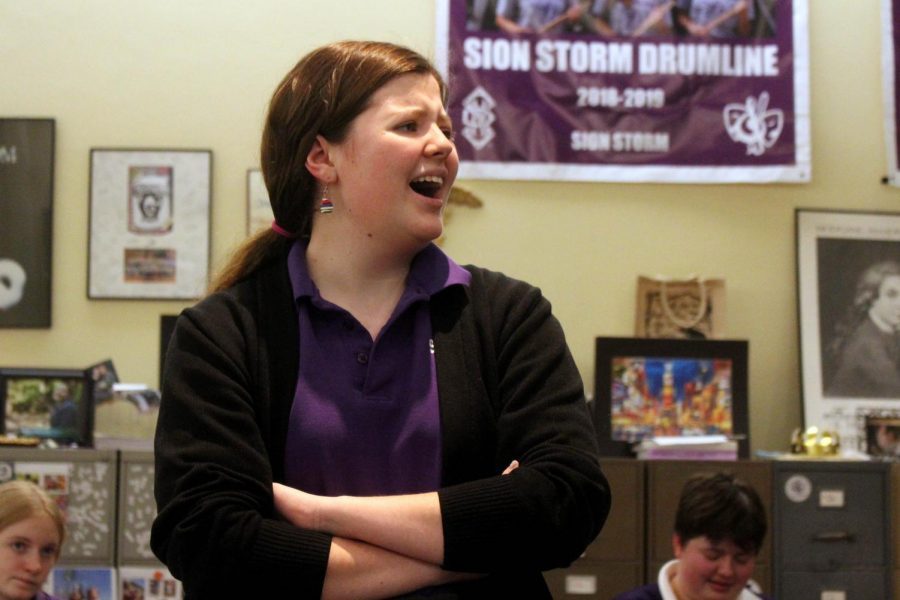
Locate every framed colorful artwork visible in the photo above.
<box><xmin>593</xmin><ymin>336</ymin><xmax>749</xmax><ymax>458</ymax></box>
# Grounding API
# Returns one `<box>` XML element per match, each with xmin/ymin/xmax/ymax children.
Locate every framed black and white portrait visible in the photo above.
<box><xmin>797</xmin><ymin>208</ymin><xmax>900</xmax><ymax>450</ymax></box>
<box><xmin>88</xmin><ymin>148</ymin><xmax>212</xmax><ymax>299</ymax></box>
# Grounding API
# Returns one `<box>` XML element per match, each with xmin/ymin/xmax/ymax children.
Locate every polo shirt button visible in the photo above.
<box><xmin>356</xmin><ymin>352</ymin><xmax>368</xmax><ymax>364</ymax></box>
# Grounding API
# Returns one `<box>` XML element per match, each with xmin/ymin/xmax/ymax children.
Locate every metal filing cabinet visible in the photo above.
<box><xmin>774</xmin><ymin>461</ymin><xmax>893</xmax><ymax>600</ymax></box>
<box><xmin>544</xmin><ymin>458</ymin><xmax>645</xmax><ymax>599</ymax></box>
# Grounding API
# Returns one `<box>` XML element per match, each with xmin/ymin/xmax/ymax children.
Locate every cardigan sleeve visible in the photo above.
<box><xmin>150</xmin><ymin>290</ymin><xmax>332</xmax><ymax>598</ymax></box>
<box><xmin>438</xmin><ymin>268</ymin><xmax>611</xmax><ymax>573</ymax></box>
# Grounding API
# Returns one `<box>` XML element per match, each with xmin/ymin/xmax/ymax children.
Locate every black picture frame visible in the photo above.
<box><xmin>0</xmin><ymin>118</ymin><xmax>55</xmax><ymax>328</ymax></box>
<box><xmin>593</xmin><ymin>336</ymin><xmax>749</xmax><ymax>458</ymax></box>
<box><xmin>0</xmin><ymin>367</ymin><xmax>94</xmax><ymax>447</ymax></box>
<box><xmin>88</xmin><ymin>359</ymin><xmax>118</xmax><ymax>403</ymax></box>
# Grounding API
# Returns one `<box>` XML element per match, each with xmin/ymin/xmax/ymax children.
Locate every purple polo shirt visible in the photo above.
<box><xmin>283</xmin><ymin>240</ymin><xmax>471</xmax><ymax>496</ymax></box>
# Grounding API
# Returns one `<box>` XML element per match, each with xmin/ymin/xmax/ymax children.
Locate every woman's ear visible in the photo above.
<box><xmin>672</xmin><ymin>533</ymin><xmax>684</xmax><ymax>558</ymax></box>
<box><xmin>305</xmin><ymin>135</ymin><xmax>336</xmax><ymax>183</ymax></box>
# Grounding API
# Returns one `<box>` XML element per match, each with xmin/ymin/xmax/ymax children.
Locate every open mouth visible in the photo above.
<box><xmin>409</xmin><ymin>175</ymin><xmax>444</xmax><ymax>198</ymax></box>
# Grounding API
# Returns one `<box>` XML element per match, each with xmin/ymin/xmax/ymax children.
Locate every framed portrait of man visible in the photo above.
<box><xmin>797</xmin><ymin>208</ymin><xmax>900</xmax><ymax>452</ymax></box>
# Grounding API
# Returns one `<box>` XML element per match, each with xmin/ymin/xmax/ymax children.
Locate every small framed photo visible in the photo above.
<box><xmin>88</xmin><ymin>148</ymin><xmax>212</xmax><ymax>299</ymax></box>
<box><xmin>0</xmin><ymin>367</ymin><xmax>94</xmax><ymax>447</ymax></box>
<box><xmin>46</xmin><ymin>566</ymin><xmax>116</xmax><ymax>600</ymax></box>
<box><xmin>592</xmin><ymin>337</ymin><xmax>749</xmax><ymax>458</ymax></box>
<box><xmin>88</xmin><ymin>359</ymin><xmax>118</xmax><ymax>403</ymax></box>
<box><xmin>246</xmin><ymin>168</ymin><xmax>272</xmax><ymax>236</ymax></box>
<box><xmin>119</xmin><ymin>566</ymin><xmax>183</xmax><ymax>599</ymax></box>
<box><xmin>796</xmin><ymin>209</ymin><xmax>900</xmax><ymax>450</ymax></box>
<box><xmin>863</xmin><ymin>413</ymin><xmax>900</xmax><ymax>458</ymax></box>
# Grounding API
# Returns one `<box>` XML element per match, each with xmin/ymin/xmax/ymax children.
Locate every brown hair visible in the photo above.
<box><xmin>210</xmin><ymin>41</ymin><xmax>446</xmax><ymax>293</ymax></box>
<box><xmin>674</xmin><ymin>472</ymin><xmax>766</xmax><ymax>555</ymax></box>
<box><xmin>0</xmin><ymin>480</ymin><xmax>66</xmax><ymax>553</ymax></box>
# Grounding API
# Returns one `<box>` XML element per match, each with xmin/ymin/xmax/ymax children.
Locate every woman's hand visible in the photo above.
<box><xmin>502</xmin><ymin>460</ymin><xmax>519</xmax><ymax>475</ymax></box>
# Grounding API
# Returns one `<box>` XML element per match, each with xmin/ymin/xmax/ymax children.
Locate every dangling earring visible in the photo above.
<box><xmin>319</xmin><ymin>185</ymin><xmax>334</xmax><ymax>214</ymax></box>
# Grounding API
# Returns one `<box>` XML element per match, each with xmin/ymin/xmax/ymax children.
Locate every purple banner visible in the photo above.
<box><xmin>436</xmin><ymin>0</ymin><xmax>810</xmax><ymax>183</ymax></box>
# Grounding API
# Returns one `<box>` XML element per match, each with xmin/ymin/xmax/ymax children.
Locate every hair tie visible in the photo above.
<box><xmin>271</xmin><ymin>221</ymin><xmax>297</xmax><ymax>238</ymax></box>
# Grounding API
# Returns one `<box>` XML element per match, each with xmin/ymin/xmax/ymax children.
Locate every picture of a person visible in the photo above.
<box><xmin>674</xmin><ymin>0</ymin><xmax>754</xmax><ymax>38</ymax></box>
<box><xmin>590</xmin><ymin>0</ymin><xmax>674</xmax><ymax>36</ymax></box>
<box><xmin>826</xmin><ymin>260</ymin><xmax>900</xmax><ymax>398</ymax></box>
<box><xmin>467</xmin><ymin>0</ymin><xmax>500</xmax><ymax>30</ymax></box>
<box><xmin>49</xmin><ymin>381</ymin><xmax>78</xmax><ymax>432</ymax></box>
<box><xmin>128</xmin><ymin>166</ymin><xmax>173</xmax><ymax>234</ymax></box>
<box><xmin>138</xmin><ymin>193</ymin><xmax>162</xmax><ymax>221</ymax></box>
<box><xmin>495</xmin><ymin>0</ymin><xmax>588</xmax><ymax>34</ymax></box>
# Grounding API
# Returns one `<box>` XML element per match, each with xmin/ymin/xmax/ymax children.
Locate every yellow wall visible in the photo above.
<box><xmin>0</xmin><ymin>1</ymin><xmax>894</xmax><ymax>453</ymax></box>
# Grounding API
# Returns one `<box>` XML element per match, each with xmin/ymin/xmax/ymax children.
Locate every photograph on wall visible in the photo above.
<box><xmin>797</xmin><ymin>209</ymin><xmax>900</xmax><ymax>451</ymax></box>
<box><xmin>436</xmin><ymin>0</ymin><xmax>810</xmax><ymax>183</ymax></box>
<box><xmin>89</xmin><ymin>149</ymin><xmax>211</xmax><ymax>299</ymax></box>
<box><xmin>46</xmin><ymin>567</ymin><xmax>116</xmax><ymax>600</ymax></box>
<box><xmin>246</xmin><ymin>168</ymin><xmax>273</xmax><ymax>236</ymax></box>
<box><xmin>0</xmin><ymin>461</ymin><xmax>72</xmax><ymax>515</ymax></box>
<box><xmin>882</xmin><ymin>0</ymin><xmax>900</xmax><ymax>185</ymax></box>
<box><xmin>119</xmin><ymin>567</ymin><xmax>183</xmax><ymax>600</ymax></box>
<box><xmin>128</xmin><ymin>166</ymin><xmax>173</xmax><ymax>234</ymax></box>
<box><xmin>0</xmin><ymin>118</ymin><xmax>54</xmax><ymax>328</ymax></box>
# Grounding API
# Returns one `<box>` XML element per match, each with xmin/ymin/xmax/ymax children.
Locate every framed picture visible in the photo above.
<box><xmin>119</xmin><ymin>566</ymin><xmax>183</xmax><ymax>599</ymax></box>
<box><xmin>0</xmin><ymin>367</ymin><xmax>94</xmax><ymax>447</ymax></box>
<box><xmin>862</xmin><ymin>412</ymin><xmax>900</xmax><ymax>458</ymax></box>
<box><xmin>88</xmin><ymin>359</ymin><xmax>118</xmax><ymax>403</ymax></box>
<box><xmin>46</xmin><ymin>566</ymin><xmax>116</xmax><ymax>600</ymax></box>
<box><xmin>796</xmin><ymin>208</ymin><xmax>900</xmax><ymax>451</ymax></box>
<box><xmin>246</xmin><ymin>168</ymin><xmax>272</xmax><ymax>236</ymax></box>
<box><xmin>88</xmin><ymin>148</ymin><xmax>212</xmax><ymax>299</ymax></box>
<box><xmin>592</xmin><ymin>336</ymin><xmax>749</xmax><ymax>458</ymax></box>
<box><xmin>0</xmin><ymin>118</ymin><xmax>55</xmax><ymax>328</ymax></box>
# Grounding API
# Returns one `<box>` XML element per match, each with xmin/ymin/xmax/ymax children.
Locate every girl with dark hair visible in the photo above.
<box><xmin>151</xmin><ymin>40</ymin><xmax>610</xmax><ymax>599</ymax></box>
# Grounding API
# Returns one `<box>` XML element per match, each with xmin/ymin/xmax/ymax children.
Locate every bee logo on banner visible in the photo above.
<box><xmin>436</xmin><ymin>0</ymin><xmax>810</xmax><ymax>183</ymax></box>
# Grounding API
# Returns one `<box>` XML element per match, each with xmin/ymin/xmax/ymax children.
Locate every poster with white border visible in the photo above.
<box><xmin>437</xmin><ymin>0</ymin><xmax>810</xmax><ymax>183</ymax></box>
<box><xmin>796</xmin><ymin>208</ymin><xmax>900</xmax><ymax>452</ymax></box>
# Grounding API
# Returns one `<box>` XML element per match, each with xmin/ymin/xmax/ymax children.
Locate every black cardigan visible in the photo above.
<box><xmin>151</xmin><ymin>255</ymin><xmax>610</xmax><ymax>598</ymax></box>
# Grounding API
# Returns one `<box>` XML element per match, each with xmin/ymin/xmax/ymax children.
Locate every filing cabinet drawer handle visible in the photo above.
<box><xmin>811</xmin><ymin>531</ymin><xmax>854</xmax><ymax>543</ymax></box>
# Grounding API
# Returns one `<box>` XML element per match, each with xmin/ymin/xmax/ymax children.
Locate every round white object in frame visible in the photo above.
<box><xmin>0</xmin><ymin>258</ymin><xmax>27</xmax><ymax>310</ymax></box>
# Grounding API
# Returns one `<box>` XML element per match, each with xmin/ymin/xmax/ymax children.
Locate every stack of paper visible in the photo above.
<box><xmin>635</xmin><ymin>435</ymin><xmax>738</xmax><ymax>461</ymax></box>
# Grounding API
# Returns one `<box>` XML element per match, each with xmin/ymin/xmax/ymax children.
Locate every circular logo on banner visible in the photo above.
<box><xmin>784</xmin><ymin>474</ymin><xmax>812</xmax><ymax>503</ymax></box>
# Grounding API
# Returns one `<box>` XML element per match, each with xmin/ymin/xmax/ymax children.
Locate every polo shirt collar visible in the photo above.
<box><xmin>287</xmin><ymin>240</ymin><xmax>470</xmax><ymax>303</ymax></box>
